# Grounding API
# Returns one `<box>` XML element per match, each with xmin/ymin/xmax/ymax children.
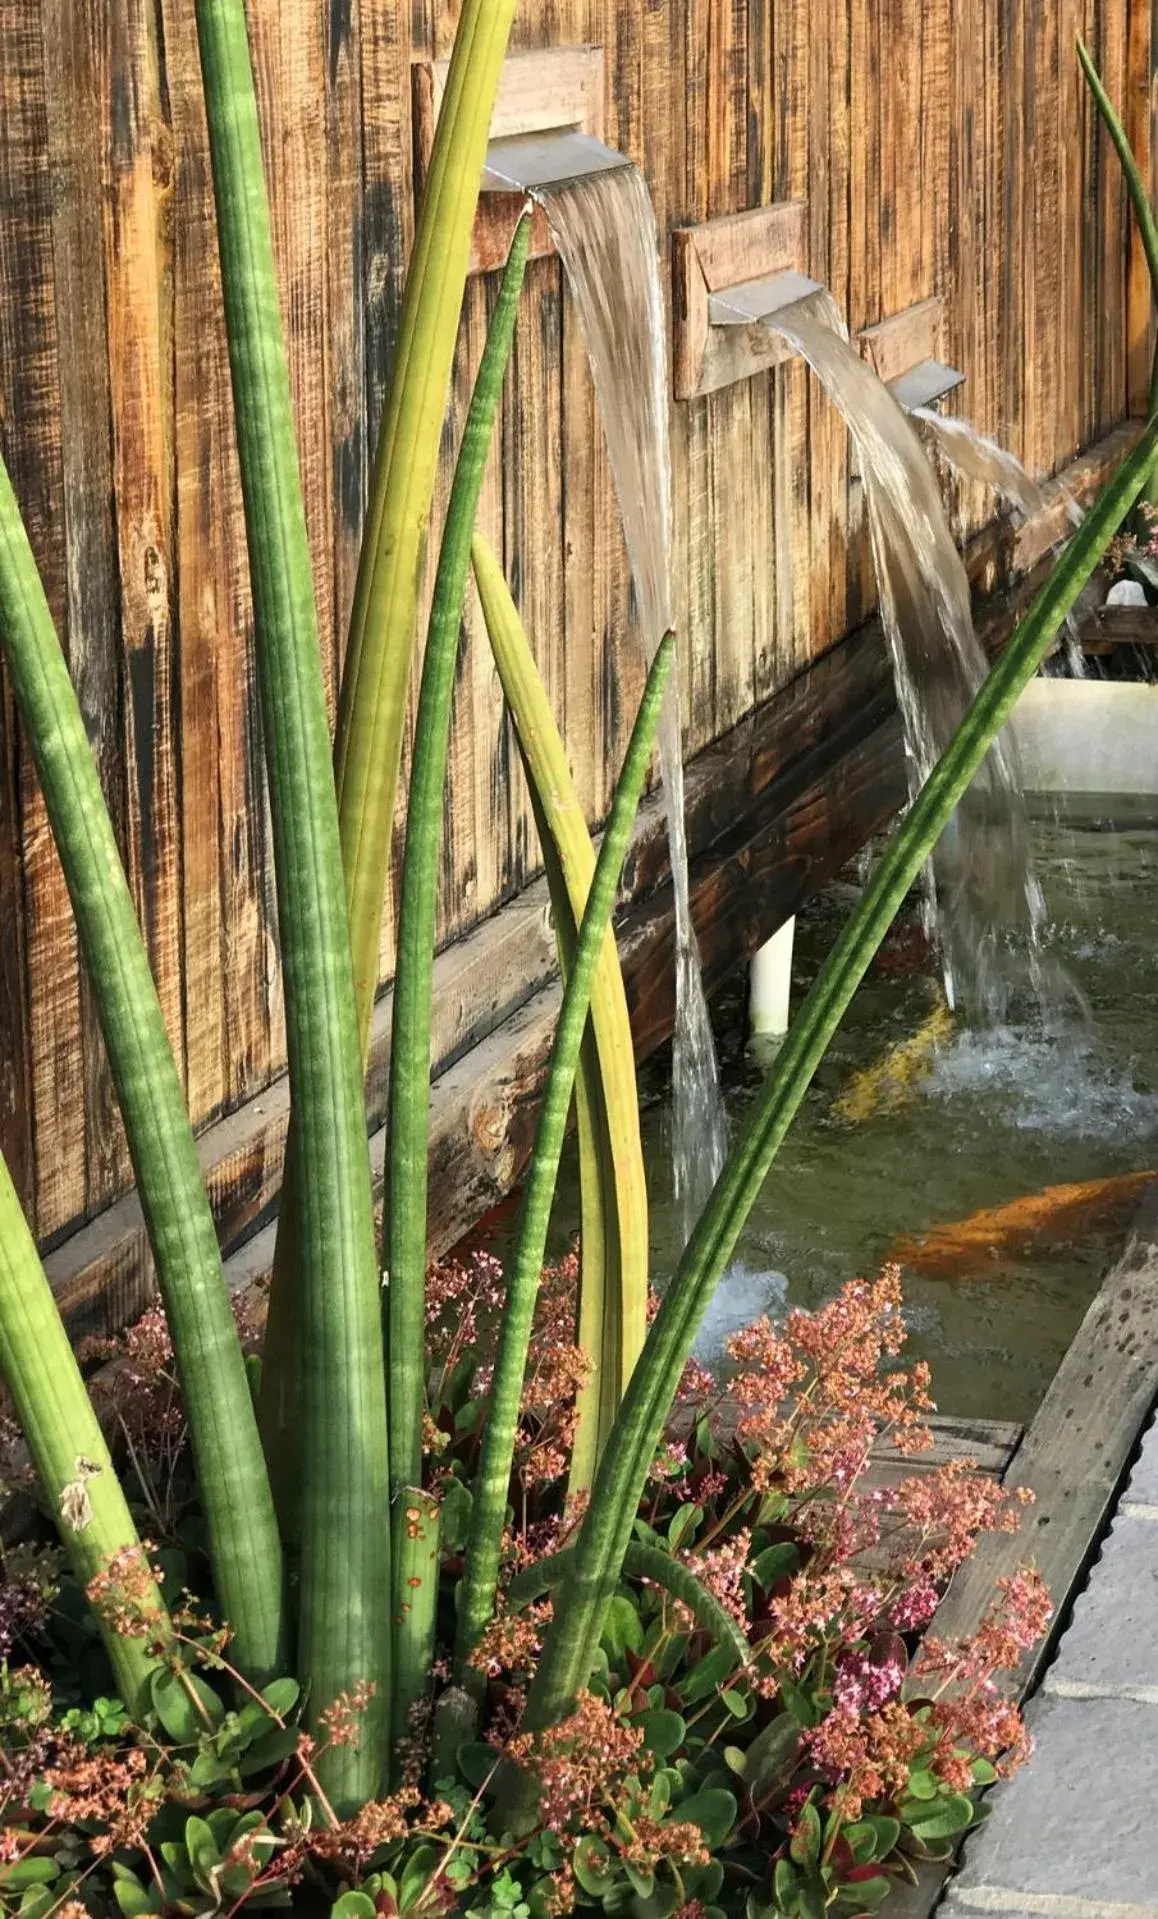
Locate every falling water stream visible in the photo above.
<box><xmin>911</xmin><ymin>406</ymin><xmax>1051</xmax><ymax>520</ymax></box>
<box><xmin>767</xmin><ymin>290</ymin><xmax>1052</xmax><ymax>1020</ymax></box>
<box><xmin>532</xmin><ymin>165</ymin><xmax>729</xmax><ymax>1225</ymax></box>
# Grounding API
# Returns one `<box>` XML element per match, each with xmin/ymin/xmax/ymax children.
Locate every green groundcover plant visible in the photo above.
<box><xmin>0</xmin><ymin>9</ymin><xmax>1152</xmax><ymax>1919</ymax></box>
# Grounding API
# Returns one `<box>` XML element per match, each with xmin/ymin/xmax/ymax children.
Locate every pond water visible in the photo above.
<box><xmin>521</xmin><ymin>797</ymin><xmax>1158</xmax><ymax>1424</ymax></box>
<box><xmin>632</xmin><ymin>796</ymin><xmax>1158</xmax><ymax>1424</ymax></box>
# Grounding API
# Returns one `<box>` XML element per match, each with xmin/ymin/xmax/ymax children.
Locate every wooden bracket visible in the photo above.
<box><xmin>672</xmin><ymin>202</ymin><xmax>811</xmax><ymax>399</ymax></box>
<box><xmin>412</xmin><ymin>46</ymin><xmax>607</xmax><ymax>275</ymax></box>
<box><xmin>857</xmin><ymin>297</ymin><xmax>964</xmax><ymax>409</ymax></box>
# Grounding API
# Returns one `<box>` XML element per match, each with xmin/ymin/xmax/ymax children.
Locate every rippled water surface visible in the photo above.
<box><xmin>539</xmin><ymin>800</ymin><xmax>1158</xmax><ymax>1424</ymax></box>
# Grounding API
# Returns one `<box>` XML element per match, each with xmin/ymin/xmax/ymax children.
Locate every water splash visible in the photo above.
<box><xmin>535</xmin><ymin>165</ymin><xmax>728</xmax><ymax>1225</ymax></box>
<box><xmin>912</xmin><ymin>407</ymin><xmax>1090</xmax><ymax>679</ymax></box>
<box><xmin>910</xmin><ymin>407</ymin><xmax>1049</xmax><ymax>521</ymax></box>
<box><xmin>767</xmin><ymin>290</ymin><xmax>1048</xmax><ymax>1020</ymax></box>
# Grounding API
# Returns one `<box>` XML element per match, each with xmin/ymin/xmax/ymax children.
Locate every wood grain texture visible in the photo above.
<box><xmin>0</xmin><ymin>0</ymin><xmax>1145</xmax><ymax>1268</ymax></box>
<box><xmin>42</xmin><ymin>0</ymin><xmax>127</xmax><ymax>1218</ymax></box>
<box><xmin>2</xmin><ymin>0</ymin><xmax>86</xmax><ymax>1240</ymax></box>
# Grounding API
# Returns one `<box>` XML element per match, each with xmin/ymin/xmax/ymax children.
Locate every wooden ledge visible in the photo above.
<box><xmin>672</xmin><ymin>201</ymin><xmax>809</xmax><ymax>398</ymax></box>
<box><xmin>412</xmin><ymin>46</ymin><xmax>607</xmax><ymax>275</ymax></box>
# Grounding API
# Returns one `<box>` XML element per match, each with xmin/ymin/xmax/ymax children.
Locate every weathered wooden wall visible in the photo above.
<box><xmin>0</xmin><ymin>0</ymin><xmax>1151</xmax><ymax>1251</ymax></box>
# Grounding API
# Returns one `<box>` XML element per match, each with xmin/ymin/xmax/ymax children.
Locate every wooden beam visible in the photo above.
<box><xmin>1078</xmin><ymin>603</ymin><xmax>1158</xmax><ymax>650</ymax></box>
<box><xmin>412</xmin><ymin>46</ymin><xmax>606</xmax><ymax>276</ymax></box>
<box><xmin>672</xmin><ymin>201</ymin><xmax>809</xmax><ymax>398</ymax></box>
<box><xmin>858</xmin><ymin>296</ymin><xmax>944</xmax><ymax>384</ymax></box>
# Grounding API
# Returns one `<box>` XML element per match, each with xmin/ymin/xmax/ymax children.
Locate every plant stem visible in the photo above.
<box><xmin>453</xmin><ymin>619</ymin><xmax>675</xmax><ymax>1674</ymax></box>
<box><xmin>0</xmin><ymin>1149</ymin><xmax>166</xmax><ymax>1715</ymax></box>
<box><xmin>194</xmin><ymin>0</ymin><xmax>388</xmax><ymax>1809</ymax></box>
<box><xmin>0</xmin><ymin>447</ymin><xmax>284</xmax><ymax>1691</ymax></box>
<box><xmin>391</xmin><ymin>1488</ymin><xmax>442</xmax><ymax>1759</ymax></box>
<box><xmin>525</xmin><ymin>415</ymin><xmax>1158</xmax><ymax>1730</ymax></box>
<box><xmin>260</xmin><ymin>0</ymin><xmax>518</xmax><ymax>1517</ymax></box>
<box><xmin>337</xmin><ymin>0</ymin><xmax>518</xmax><ymax>1050</ymax></box>
<box><xmin>477</xmin><ymin>559</ymin><xmax>651</xmax><ymax>1500</ymax></box>
<box><xmin>386</xmin><ymin>216</ymin><xmax>532</xmax><ymax>1499</ymax></box>
<box><xmin>1077</xmin><ymin>36</ymin><xmax>1158</xmax><ymax>422</ymax></box>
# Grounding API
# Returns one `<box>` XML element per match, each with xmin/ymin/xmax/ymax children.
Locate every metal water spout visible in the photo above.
<box><xmin>482</xmin><ymin>130</ymin><xmax>633</xmax><ymax>196</ymax></box>
<box><xmin>707</xmin><ymin>268</ymin><xmax>823</xmax><ymax>328</ymax></box>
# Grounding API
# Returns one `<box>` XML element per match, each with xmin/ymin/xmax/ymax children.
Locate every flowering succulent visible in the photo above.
<box><xmin>0</xmin><ymin>1269</ymin><xmax>1046</xmax><ymax>1919</ymax></box>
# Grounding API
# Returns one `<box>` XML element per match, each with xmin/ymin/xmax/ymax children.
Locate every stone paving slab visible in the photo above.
<box><xmin>948</xmin><ymin>1693</ymin><xmax>1158</xmax><ymax>1909</ymax></box>
<box><xmin>945</xmin><ymin>1900</ymin><xmax>1158</xmax><ymax>1918</ymax></box>
<box><xmin>1124</xmin><ymin>1417</ymin><xmax>1158</xmax><ymax>1511</ymax></box>
<box><xmin>1044</xmin><ymin>1508</ymin><xmax>1158</xmax><ymax>1697</ymax></box>
<box><xmin>945</xmin><ymin>1898</ymin><xmax>1158</xmax><ymax>1917</ymax></box>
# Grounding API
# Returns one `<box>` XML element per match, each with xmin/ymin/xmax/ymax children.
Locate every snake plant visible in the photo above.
<box><xmin>195</xmin><ymin>0</ymin><xmax>388</xmax><ymax>1809</ymax></box>
<box><xmin>472</xmin><ymin>540</ymin><xmax>651</xmax><ymax>1499</ymax></box>
<box><xmin>0</xmin><ymin>365</ymin><xmax>285</xmax><ymax>1694</ymax></box>
<box><xmin>454</xmin><ymin>622</ymin><xmax>676</xmax><ymax>1673</ymax></box>
<box><xmin>0</xmin><ymin>0</ymin><xmax>1150</xmax><ymax>1839</ymax></box>
<box><xmin>0</xmin><ymin>1148</ymin><xmax>166</xmax><ymax>1715</ymax></box>
<box><xmin>386</xmin><ymin>213</ymin><xmax>533</xmax><ymax>1749</ymax></box>
<box><xmin>259</xmin><ymin>0</ymin><xmax>518</xmax><ymax>1513</ymax></box>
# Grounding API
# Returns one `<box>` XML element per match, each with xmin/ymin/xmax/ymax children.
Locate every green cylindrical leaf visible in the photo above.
<box><xmin>391</xmin><ymin>1489</ymin><xmax>442</xmax><ymax>1760</ymax></box>
<box><xmin>506</xmin><ymin>1544</ymin><xmax>749</xmax><ymax>1666</ymax></box>
<box><xmin>261</xmin><ymin>0</ymin><xmax>518</xmax><ymax>1535</ymax></box>
<box><xmin>453</xmin><ymin>603</ymin><xmax>675</xmax><ymax>1674</ymax></box>
<box><xmin>527</xmin><ymin>415</ymin><xmax>1158</xmax><ymax>1729</ymax></box>
<box><xmin>0</xmin><ymin>442</ymin><xmax>283</xmax><ymax>1687</ymax></box>
<box><xmin>480</xmin><ymin>566</ymin><xmax>651</xmax><ymax>1498</ymax></box>
<box><xmin>0</xmin><ymin>1151</ymin><xmax>166</xmax><ymax>1714</ymax></box>
<box><xmin>194</xmin><ymin>0</ymin><xmax>388</xmax><ymax>1809</ymax></box>
<box><xmin>337</xmin><ymin>0</ymin><xmax>518</xmax><ymax>1051</ymax></box>
<box><xmin>386</xmin><ymin>216</ymin><xmax>532</xmax><ymax>1503</ymax></box>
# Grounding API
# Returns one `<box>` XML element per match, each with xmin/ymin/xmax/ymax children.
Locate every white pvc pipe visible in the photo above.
<box><xmin>749</xmin><ymin>916</ymin><xmax>796</xmax><ymax>1037</ymax></box>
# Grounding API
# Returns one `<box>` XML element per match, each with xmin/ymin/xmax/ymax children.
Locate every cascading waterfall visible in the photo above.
<box><xmin>768</xmin><ymin>290</ymin><xmax>1050</xmax><ymax>1020</ymax></box>
<box><xmin>530</xmin><ymin>164</ymin><xmax>729</xmax><ymax>1225</ymax></box>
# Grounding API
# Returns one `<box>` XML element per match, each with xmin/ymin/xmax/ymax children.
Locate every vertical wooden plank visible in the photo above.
<box><xmin>249</xmin><ymin>1</ymin><xmax>334</xmax><ymax>707</ymax></box>
<box><xmin>1</xmin><ymin>6</ymin><xmax>86</xmax><ymax>1239</ymax></box>
<box><xmin>945</xmin><ymin>0</ymin><xmax>988</xmax><ymax>538</ymax></box>
<box><xmin>1025</xmin><ymin>0</ymin><xmax>1061</xmax><ymax>477</ymax></box>
<box><xmin>845</xmin><ymin>0</ymin><xmax>878</xmax><ymax>630</ymax></box>
<box><xmin>705</xmin><ymin>0</ymin><xmax>754</xmax><ymax>739</ymax></box>
<box><xmin>1096</xmin><ymin>0</ymin><xmax>1129</xmax><ymax>435</ymax></box>
<box><xmin>163</xmin><ymin>0</ymin><xmax>271</xmax><ymax>1125</ymax></box>
<box><xmin>0</xmin><ymin>2</ymin><xmax>40</xmax><ymax>1213</ymax></box>
<box><xmin>745</xmin><ymin>0</ymin><xmax>778</xmax><ymax>702</ymax></box>
<box><xmin>774</xmin><ymin>0</ymin><xmax>813</xmax><ymax>675</ymax></box>
<box><xmin>42</xmin><ymin>0</ymin><xmax>129</xmax><ymax>1216</ymax></box>
<box><xmin>683</xmin><ymin>0</ymin><xmax>717</xmax><ymax>748</ymax></box>
<box><xmin>1125</xmin><ymin>0</ymin><xmax>1153</xmax><ymax>414</ymax></box>
<box><xmin>808</xmin><ymin>0</ymin><xmax>852</xmax><ymax>655</ymax></box>
<box><xmin>998</xmin><ymin>0</ymin><xmax>1026</xmax><ymax>458</ymax></box>
<box><xmin>1056</xmin><ymin>0</ymin><xmax>1085</xmax><ymax>466</ymax></box>
<box><xmin>103</xmin><ymin>0</ymin><xmax>185</xmax><ymax>1105</ymax></box>
<box><xmin>601</xmin><ymin>0</ymin><xmax>651</xmax><ymax>791</ymax></box>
